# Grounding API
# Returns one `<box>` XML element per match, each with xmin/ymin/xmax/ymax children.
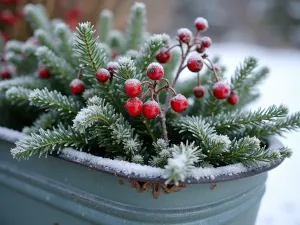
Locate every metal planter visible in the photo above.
<box><xmin>0</xmin><ymin>136</ymin><xmax>282</xmax><ymax>225</ymax></box>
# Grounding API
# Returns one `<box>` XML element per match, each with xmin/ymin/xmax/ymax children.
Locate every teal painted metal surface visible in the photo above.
<box><xmin>0</xmin><ymin>139</ymin><xmax>270</xmax><ymax>225</ymax></box>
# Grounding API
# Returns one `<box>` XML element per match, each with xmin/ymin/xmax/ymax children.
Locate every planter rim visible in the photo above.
<box><xmin>0</xmin><ymin>126</ymin><xmax>284</xmax><ymax>184</ymax></box>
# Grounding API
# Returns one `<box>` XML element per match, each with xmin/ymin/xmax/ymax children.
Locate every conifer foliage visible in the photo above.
<box><xmin>0</xmin><ymin>3</ymin><xmax>299</xmax><ymax>184</ymax></box>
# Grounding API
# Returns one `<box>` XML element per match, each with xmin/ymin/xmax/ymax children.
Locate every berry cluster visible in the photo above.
<box><xmin>124</xmin><ymin>62</ymin><xmax>188</xmax><ymax>119</ymax></box>
<box><xmin>155</xmin><ymin>17</ymin><xmax>239</xmax><ymax>106</ymax></box>
<box><xmin>69</xmin><ymin>61</ymin><xmax>118</xmax><ymax>95</ymax></box>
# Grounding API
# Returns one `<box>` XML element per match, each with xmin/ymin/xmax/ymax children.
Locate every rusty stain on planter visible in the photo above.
<box><xmin>118</xmin><ymin>179</ymin><xmax>124</xmax><ymax>185</ymax></box>
<box><xmin>128</xmin><ymin>180</ymin><xmax>187</xmax><ymax>199</ymax></box>
<box><xmin>210</xmin><ymin>183</ymin><xmax>217</xmax><ymax>190</ymax></box>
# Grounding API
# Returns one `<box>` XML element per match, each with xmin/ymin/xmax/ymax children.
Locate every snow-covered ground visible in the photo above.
<box><xmin>209</xmin><ymin>43</ymin><xmax>300</xmax><ymax>225</ymax></box>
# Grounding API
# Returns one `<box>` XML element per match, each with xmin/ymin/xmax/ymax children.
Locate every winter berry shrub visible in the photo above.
<box><xmin>1</xmin><ymin>3</ymin><xmax>299</xmax><ymax>184</ymax></box>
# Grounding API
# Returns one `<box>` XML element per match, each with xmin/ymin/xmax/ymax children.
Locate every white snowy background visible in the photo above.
<box><xmin>208</xmin><ymin>43</ymin><xmax>300</xmax><ymax>225</ymax></box>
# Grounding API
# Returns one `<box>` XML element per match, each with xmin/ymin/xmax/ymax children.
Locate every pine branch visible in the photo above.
<box><xmin>114</xmin><ymin>57</ymin><xmax>141</xmax><ymax>81</ymax></box>
<box><xmin>246</xmin><ymin>112</ymin><xmax>300</xmax><ymax>137</ymax></box>
<box><xmin>172</xmin><ymin>116</ymin><xmax>231</xmax><ymax>166</ymax></box>
<box><xmin>11</xmin><ymin>124</ymin><xmax>88</xmax><ymax>159</ymax></box>
<box><xmin>22</xmin><ymin>42</ymin><xmax>38</xmax><ymax>57</ymax></box>
<box><xmin>213</xmin><ymin>105</ymin><xmax>288</xmax><ymax>136</ymax></box>
<box><xmin>0</xmin><ymin>76</ymin><xmax>45</xmax><ymax>92</ymax></box>
<box><xmin>223</xmin><ymin>137</ymin><xmax>291</xmax><ymax>165</ymax></box>
<box><xmin>22</xmin><ymin>111</ymin><xmax>59</xmax><ymax>135</ymax></box>
<box><xmin>73</xmin><ymin>96</ymin><xmax>142</xmax><ymax>159</ymax></box>
<box><xmin>5</xmin><ymin>86</ymin><xmax>31</xmax><ymax>107</ymax></box>
<box><xmin>107</xmin><ymin>30</ymin><xmax>125</xmax><ymax>51</ymax></box>
<box><xmin>149</xmin><ymin>139</ymin><xmax>170</xmax><ymax>168</ymax></box>
<box><xmin>34</xmin><ymin>29</ymin><xmax>59</xmax><ymax>55</ymax></box>
<box><xmin>135</xmin><ymin>34</ymin><xmax>170</xmax><ymax>73</ymax></box>
<box><xmin>5</xmin><ymin>40</ymin><xmax>23</xmax><ymax>54</ymax></box>
<box><xmin>97</xmin><ymin>10</ymin><xmax>113</xmax><ymax>43</ymax></box>
<box><xmin>125</xmin><ymin>2</ymin><xmax>146</xmax><ymax>50</ymax></box>
<box><xmin>74</xmin><ymin>22</ymin><xmax>106</xmax><ymax>80</ymax></box>
<box><xmin>54</xmin><ymin>22</ymin><xmax>75</xmax><ymax>66</ymax></box>
<box><xmin>4</xmin><ymin>52</ymin><xmax>23</xmax><ymax>67</ymax></box>
<box><xmin>163</xmin><ymin>141</ymin><xmax>204</xmax><ymax>185</ymax></box>
<box><xmin>36</xmin><ymin>46</ymin><xmax>75</xmax><ymax>83</ymax></box>
<box><xmin>230</xmin><ymin>57</ymin><xmax>257</xmax><ymax>91</ymax></box>
<box><xmin>29</xmin><ymin>88</ymin><xmax>82</xmax><ymax>119</ymax></box>
<box><xmin>23</xmin><ymin>4</ymin><xmax>51</xmax><ymax>33</ymax></box>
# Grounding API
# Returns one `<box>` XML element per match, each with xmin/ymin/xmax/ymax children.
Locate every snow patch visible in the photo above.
<box><xmin>0</xmin><ymin>127</ymin><xmax>26</xmax><ymax>143</ymax></box>
<box><xmin>60</xmin><ymin>148</ymin><xmax>164</xmax><ymax>178</ymax></box>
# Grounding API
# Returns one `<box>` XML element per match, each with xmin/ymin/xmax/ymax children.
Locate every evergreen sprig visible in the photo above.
<box><xmin>125</xmin><ymin>2</ymin><xmax>146</xmax><ymax>50</ymax></box>
<box><xmin>212</xmin><ymin>105</ymin><xmax>288</xmax><ymax>137</ymax></box>
<box><xmin>73</xmin><ymin>96</ymin><xmax>142</xmax><ymax>160</ymax></box>
<box><xmin>35</xmin><ymin>46</ymin><xmax>74</xmax><ymax>83</ymax></box>
<box><xmin>231</xmin><ymin>57</ymin><xmax>257</xmax><ymax>91</ymax></box>
<box><xmin>0</xmin><ymin>76</ymin><xmax>45</xmax><ymax>92</ymax></box>
<box><xmin>34</xmin><ymin>29</ymin><xmax>59</xmax><ymax>55</ymax></box>
<box><xmin>223</xmin><ymin>137</ymin><xmax>291</xmax><ymax>165</ymax></box>
<box><xmin>5</xmin><ymin>86</ymin><xmax>31</xmax><ymax>106</ymax></box>
<box><xmin>74</xmin><ymin>22</ymin><xmax>106</xmax><ymax>80</ymax></box>
<box><xmin>54</xmin><ymin>22</ymin><xmax>75</xmax><ymax>66</ymax></box>
<box><xmin>23</xmin><ymin>4</ymin><xmax>51</xmax><ymax>33</ymax></box>
<box><xmin>11</xmin><ymin>124</ymin><xmax>88</xmax><ymax>159</ymax></box>
<box><xmin>97</xmin><ymin>10</ymin><xmax>113</xmax><ymax>43</ymax></box>
<box><xmin>163</xmin><ymin>142</ymin><xmax>204</xmax><ymax>185</ymax></box>
<box><xmin>29</xmin><ymin>88</ymin><xmax>82</xmax><ymax>118</ymax></box>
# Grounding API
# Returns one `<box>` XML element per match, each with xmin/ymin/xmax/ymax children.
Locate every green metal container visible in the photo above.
<box><xmin>0</xmin><ymin>134</ymin><xmax>282</xmax><ymax>225</ymax></box>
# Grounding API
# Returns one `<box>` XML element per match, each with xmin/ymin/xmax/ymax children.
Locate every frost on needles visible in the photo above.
<box><xmin>1</xmin><ymin>2</ymin><xmax>299</xmax><ymax>185</ymax></box>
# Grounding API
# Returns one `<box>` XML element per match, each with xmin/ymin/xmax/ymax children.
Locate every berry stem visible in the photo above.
<box><xmin>193</xmin><ymin>30</ymin><xmax>200</xmax><ymax>44</ymax></box>
<box><xmin>165</xmin><ymin>44</ymin><xmax>179</xmax><ymax>53</ymax></box>
<box><xmin>154</xmin><ymin>94</ymin><xmax>168</xmax><ymax>142</ymax></box>
<box><xmin>197</xmin><ymin>72</ymin><xmax>200</xmax><ymax>86</ymax></box>
<box><xmin>140</xmin><ymin>88</ymin><xmax>151</xmax><ymax>101</ymax></box>
<box><xmin>77</xmin><ymin>67</ymin><xmax>83</xmax><ymax>80</ymax></box>
<box><xmin>203</xmin><ymin>56</ymin><xmax>219</xmax><ymax>82</ymax></box>
<box><xmin>163</xmin><ymin>43</ymin><xmax>190</xmax><ymax>114</ymax></box>
<box><xmin>141</xmin><ymin>81</ymin><xmax>152</xmax><ymax>86</ymax></box>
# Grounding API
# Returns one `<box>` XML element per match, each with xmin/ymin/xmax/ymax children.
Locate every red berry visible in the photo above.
<box><xmin>125</xmin><ymin>98</ymin><xmax>143</xmax><ymax>116</ymax></box>
<box><xmin>96</xmin><ymin>68</ymin><xmax>110</xmax><ymax>83</ymax></box>
<box><xmin>213</xmin><ymin>81</ymin><xmax>230</xmax><ymax>99</ymax></box>
<box><xmin>187</xmin><ymin>54</ymin><xmax>204</xmax><ymax>72</ymax></box>
<box><xmin>196</xmin><ymin>45</ymin><xmax>206</xmax><ymax>54</ymax></box>
<box><xmin>142</xmin><ymin>100</ymin><xmax>160</xmax><ymax>119</ymax></box>
<box><xmin>227</xmin><ymin>92</ymin><xmax>239</xmax><ymax>105</ymax></box>
<box><xmin>107</xmin><ymin>61</ymin><xmax>118</xmax><ymax>77</ymax></box>
<box><xmin>193</xmin><ymin>86</ymin><xmax>205</xmax><ymax>98</ymax></box>
<box><xmin>70</xmin><ymin>78</ymin><xmax>85</xmax><ymax>95</ymax></box>
<box><xmin>201</xmin><ymin>37</ymin><xmax>212</xmax><ymax>48</ymax></box>
<box><xmin>195</xmin><ymin>17</ymin><xmax>208</xmax><ymax>31</ymax></box>
<box><xmin>177</xmin><ymin>28</ymin><xmax>192</xmax><ymax>44</ymax></box>
<box><xmin>0</xmin><ymin>70</ymin><xmax>11</xmax><ymax>79</ymax></box>
<box><xmin>38</xmin><ymin>67</ymin><xmax>50</xmax><ymax>79</ymax></box>
<box><xmin>171</xmin><ymin>94</ymin><xmax>188</xmax><ymax>113</ymax></box>
<box><xmin>156</xmin><ymin>48</ymin><xmax>171</xmax><ymax>64</ymax></box>
<box><xmin>0</xmin><ymin>11</ymin><xmax>17</xmax><ymax>26</ymax></box>
<box><xmin>124</xmin><ymin>78</ymin><xmax>142</xmax><ymax>98</ymax></box>
<box><xmin>146</xmin><ymin>63</ymin><xmax>164</xmax><ymax>80</ymax></box>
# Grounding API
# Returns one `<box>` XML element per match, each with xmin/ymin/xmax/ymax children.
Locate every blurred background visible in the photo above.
<box><xmin>1</xmin><ymin>0</ymin><xmax>300</xmax><ymax>48</ymax></box>
<box><xmin>1</xmin><ymin>1</ymin><xmax>299</xmax><ymax>225</ymax></box>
